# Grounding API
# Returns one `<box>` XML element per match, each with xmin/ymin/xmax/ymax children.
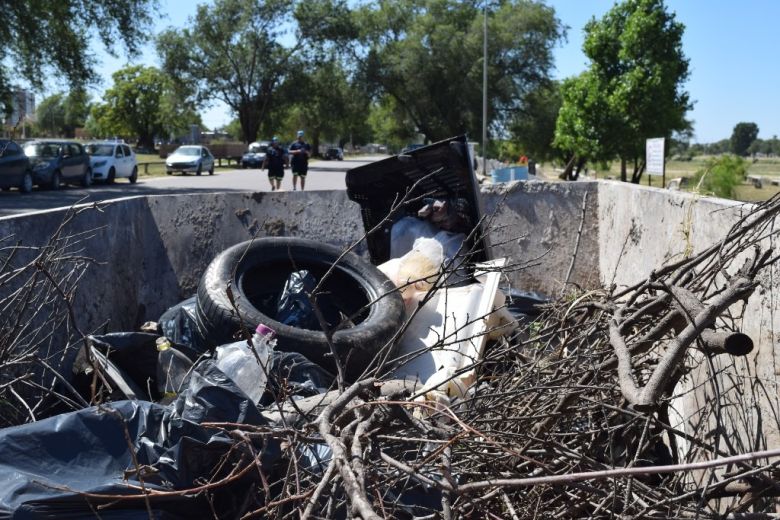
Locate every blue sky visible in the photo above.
<box><xmin>84</xmin><ymin>0</ymin><xmax>780</xmax><ymax>143</ymax></box>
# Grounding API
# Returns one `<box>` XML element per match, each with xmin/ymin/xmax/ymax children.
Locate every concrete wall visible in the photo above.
<box><xmin>597</xmin><ymin>181</ymin><xmax>780</xmax><ymax>453</ymax></box>
<box><xmin>482</xmin><ymin>181</ymin><xmax>600</xmax><ymax>296</ymax></box>
<box><xmin>3</xmin><ymin>181</ymin><xmax>778</xmax><ymax>454</ymax></box>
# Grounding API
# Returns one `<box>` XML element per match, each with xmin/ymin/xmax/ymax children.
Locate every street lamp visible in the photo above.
<box><xmin>482</xmin><ymin>2</ymin><xmax>488</xmax><ymax>177</ymax></box>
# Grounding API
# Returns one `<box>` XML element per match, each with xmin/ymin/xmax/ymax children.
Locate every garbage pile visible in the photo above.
<box><xmin>1</xmin><ymin>137</ymin><xmax>780</xmax><ymax>518</ymax></box>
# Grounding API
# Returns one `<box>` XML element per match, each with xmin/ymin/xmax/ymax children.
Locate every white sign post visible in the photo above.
<box><xmin>646</xmin><ymin>137</ymin><xmax>665</xmax><ymax>186</ymax></box>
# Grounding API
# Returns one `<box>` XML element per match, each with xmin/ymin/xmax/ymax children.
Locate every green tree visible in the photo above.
<box><xmin>0</xmin><ymin>0</ymin><xmax>154</xmax><ymax>115</ymax></box>
<box><xmin>730</xmin><ymin>122</ymin><xmax>759</xmax><ymax>156</ymax></box>
<box><xmin>355</xmin><ymin>0</ymin><xmax>564</xmax><ymax>144</ymax></box>
<box><xmin>273</xmin><ymin>59</ymin><xmax>372</xmax><ymax>154</ymax></box>
<box><xmin>157</xmin><ymin>0</ymin><xmax>347</xmax><ymax>144</ymax></box>
<box><xmin>692</xmin><ymin>154</ymin><xmax>747</xmax><ymax>200</ymax></box>
<box><xmin>554</xmin><ymin>0</ymin><xmax>691</xmax><ymax>183</ymax></box>
<box><xmin>33</xmin><ymin>89</ymin><xmax>90</xmax><ymax>137</ymax></box>
<box><xmin>509</xmin><ymin>81</ymin><xmax>563</xmax><ymax>162</ymax></box>
<box><xmin>85</xmin><ymin>66</ymin><xmax>199</xmax><ymax>149</ymax></box>
<box><xmin>35</xmin><ymin>94</ymin><xmax>66</xmax><ymax>137</ymax></box>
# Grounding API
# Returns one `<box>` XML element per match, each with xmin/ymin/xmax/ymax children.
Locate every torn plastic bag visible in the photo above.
<box><xmin>262</xmin><ymin>351</ymin><xmax>335</xmax><ymax>407</ymax></box>
<box><xmin>0</xmin><ymin>361</ymin><xmax>278</xmax><ymax>518</ymax></box>
<box><xmin>275</xmin><ymin>270</ymin><xmax>319</xmax><ymax>329</ymax></box>
<box><xmin>501</xmin><ymin>288</ymin><xmax>550</xmax><ymax>318</ymax></box>
<box><xmin>71</xmin><ymin>332</ymin><xmax>202</xmax><ymax>403</ymax></box>
<box><xmin>158</xmin><ymin>296</ymin><xmax>209</xmax><ymax>354</ymax></box>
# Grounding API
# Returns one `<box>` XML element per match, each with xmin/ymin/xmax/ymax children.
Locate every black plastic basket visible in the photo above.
<box><xmin>346</xmin><ymin>135</ymin><xmax>491</xmax><ymax>265</ymax></box>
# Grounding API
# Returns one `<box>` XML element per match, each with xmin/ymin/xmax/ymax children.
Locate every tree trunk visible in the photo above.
<box><xmin>560</xmin><ymin>154</ymin><xmax>576</xmax><ymax>180</ymax></box>
<box><xmin>238</xmin><ymin>103</ymin><xmax>261</xmax><ymax>144</ymax></box>
<box><xmin>631</xmin><ymin>158</ymin><xmax>646</xmax><ymax>184</ymax></box>
<box><xmin>620</xmin><ymin>158</ymin><xmax>627</xmax><ymax>182</ymax></box>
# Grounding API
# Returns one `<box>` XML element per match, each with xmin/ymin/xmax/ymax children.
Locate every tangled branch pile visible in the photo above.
<box><xmin>151</xmin><ymin>195</ymin><xmax>779</xmax><ymax>519</ymax></box>
<box><xmin>0</xmin><ymin>207</ymin><xmax>96</xmax><ymax>427</ymax></box>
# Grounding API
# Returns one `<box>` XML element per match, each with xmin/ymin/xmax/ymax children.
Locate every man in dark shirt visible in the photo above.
<box><xmin>262</xmin><ymin>136</ymin><xmax>288</xmax><ymax>191</ymax></box>
<box><xmin>288</xmin><ymin>130</ymin><xmax>312</xmax><ymax>191</ymax></box>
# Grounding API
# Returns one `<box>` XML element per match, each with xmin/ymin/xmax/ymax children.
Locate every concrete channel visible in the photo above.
<box><xmin>1</xmin><ymin>179</ymin><xmax>779</xmax><ymax>450</ymax></box>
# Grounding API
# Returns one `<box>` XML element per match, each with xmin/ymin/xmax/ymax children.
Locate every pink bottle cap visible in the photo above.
<box><xmin>256</xmin><ymin>323</ymin><xmax>276</xmax><ymax>339</ymax></box>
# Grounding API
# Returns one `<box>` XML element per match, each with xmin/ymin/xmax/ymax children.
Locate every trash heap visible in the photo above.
<box><xmin>1</xmin><ymin>138</ymin><xmax>780</xmax><ymax>518</ymax></box>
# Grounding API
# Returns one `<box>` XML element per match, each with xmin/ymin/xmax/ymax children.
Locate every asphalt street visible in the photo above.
<box><xmin>0</xmin><ymin>155</ymin><xmax>387</xmax><ymax>217</ymax></box>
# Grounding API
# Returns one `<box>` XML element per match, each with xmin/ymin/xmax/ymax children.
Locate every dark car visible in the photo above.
<box><xmin>324</xmin><ymin>147</ymin><xmax>344</xmax><ymax>160</ymax></box>
<box><xmin>23</xmin><ymin>141</ymin><xmax>93</xmax><ymax>190</ymax></box>
<box><xmin>241</xmin><ymin>141</ymin><xmax>269</xmax><ymax>169</ymax></box>
<box><xmin>0</xmin><ymin>139</ymin><xmax>34</xmax><ymax>193</ymax></box>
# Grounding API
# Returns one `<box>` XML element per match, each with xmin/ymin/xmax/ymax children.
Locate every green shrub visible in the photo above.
<box><xmin>692</xmin><ymin>155</ymin><xmax>747</xmax><ymax>199</ymax></box>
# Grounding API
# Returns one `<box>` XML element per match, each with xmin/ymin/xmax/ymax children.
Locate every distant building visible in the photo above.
<box><xmin>3</xmin><ymin>88</ymin><xmax>36</xmax><ymax>127</ymax></box>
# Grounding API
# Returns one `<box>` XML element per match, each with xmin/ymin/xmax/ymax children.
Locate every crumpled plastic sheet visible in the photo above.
<box><xmin>275</xmin><ymin>270</ymin><xmax>319</xmax><ymax>330</ymax></box>
<box><xmin>0</xmin><ymin>360</ymin><xmax>279</xmax><ymax>518</ymax></box>
<box><xmin>158</xmin><ymin>296</ymin><xmax>209</xmax><ymax>355</ymax></box>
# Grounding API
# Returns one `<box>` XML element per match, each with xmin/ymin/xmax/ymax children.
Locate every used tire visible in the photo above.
<box><xmin>129</xmin><ymin>166</ymin><xmax>138</xmax><ymax>184</ymax></box>
<box><xmin>107</xmin><ymin>167</ymin><xmax>116</xmax><ymax>184</ymax></box>
<box><xmin>196</xmin><ymin>237</ymin><xmax>405</xmax><ymax>381</ymax></box>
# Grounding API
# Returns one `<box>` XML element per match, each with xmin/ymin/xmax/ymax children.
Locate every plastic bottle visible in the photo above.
<box><xmin>215</xmin><ymin>324</ymin><xmax>276</xmax><ymax>404</ymax></box>
<box><xmin>156</xmin><ymin>337</ymin><xmax>193</xmax><ymax>401</ymax></box>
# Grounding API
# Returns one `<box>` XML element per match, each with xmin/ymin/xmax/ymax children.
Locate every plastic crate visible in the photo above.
<box><xmin>346</xmin><ymin>135</ymin><xmax>491</xmax><ymax>265</ymax></box>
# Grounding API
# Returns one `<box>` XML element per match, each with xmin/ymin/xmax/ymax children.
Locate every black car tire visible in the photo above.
<box><xmin>196</xmin><ymin>163</ymin><xmax>202</xmax><ymax>176</ymax></box>
<box><xmin>107</xmin><ymin>167</ymin><xmax>116</xmax><ymax>184</ymax></box>
<box><xmin>209</xmin><ymin>165</ymin><xmax>214</xmax><ymax>175</ymax></box>
<box><xmin>129</xmin><ymin>166</ymin><xmax>138</xmax><ymax>184</ymax></box>
<box><xmin>195</xmin><ymin>237</ymin><xmax>405</xmax><ymax>381</ymax></box>
<box><xmin>81</xmin><ymin>168</ymin><xmax>92</xmax><ymax>188</ymax></box>
<box><xmin>49</xmin><ymin>171</ymin><xmax>62</xmax><ymax>191</ymax></box>
<box><xmin>20</xmin><ymin>171</ymin><xmax>33</xmax><ymax>193</ymax></box>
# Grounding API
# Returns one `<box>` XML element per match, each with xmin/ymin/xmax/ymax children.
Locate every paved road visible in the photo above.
<box><xmin>0</xmin><ymin>155</ymin><xmax>388</xmax><ymax>217</ymax></box>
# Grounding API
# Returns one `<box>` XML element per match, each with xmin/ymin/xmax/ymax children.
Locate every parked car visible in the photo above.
<box><xmin>166</xmin><ymin>145</ymin><xmax>215</xmax><ymax>175</ymax></box>
<box><xmin>0</xmin><ymin>139</ymin><xmax>34</xmax><ymax>193</ymax></box>
<box><xmin>241</xmin><ymin>141</ymin><xmax>269</xmax><ymax>169</ymax></box>
<box><xmin>324</xmin><ymin>147</ymin><xmax>344</xmax><ymax>161</ymax></box>
<box><xmin>85</xmin><ymin>142</ymin><xmax>138</xmax><ymax>184</ymax></box>
<box><xmin>23</xmin><ymin>140</ymin><xmax>92</xmax><ymax>190</ymax></box>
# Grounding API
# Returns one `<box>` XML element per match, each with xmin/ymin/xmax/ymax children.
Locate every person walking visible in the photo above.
<box><xmin>288</xmin><ymin>130</ymin><xmax>312</xmax><ymax>191</ymax></box>
<box><xmin>262</xmin><ymin>136</ymin><xmax>288</xmax><ymax>191</ymax></box>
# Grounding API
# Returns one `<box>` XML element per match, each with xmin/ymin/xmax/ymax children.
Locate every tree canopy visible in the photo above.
<box><xmin>157</xmin><ymin>0</ymin><xmax>349</xmax><ymax>144</ymax></box>
<box><xmin>554</xmin><ymin>0</ymin><xmax>691</xmax><ymax>182</ymax></box>
<box><xmin>0</xmin><ymin>0</ymin><xmax>155</xmax><ymax>117</ymax></box>
<box><xmin>85</xmin><ymin>66</ymin><xmax>199</xmax><ymax>149</ymax></box>
<box><xmin>355</xmin><ymin>0</ymin><xmax>564</xmax><ymax>144</ymax></box>
<box><xmin>34</xmin><ymin>89</ymin><xmax>90</xmax><ymax>138</ymax></box>
<box><xmin>730</xmin><ymin>122</ymin><xmax>759</xmax><ymax>156</ymax></box>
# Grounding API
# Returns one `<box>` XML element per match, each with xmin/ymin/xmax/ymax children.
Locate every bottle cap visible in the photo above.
<box><xmin>256</xmin><ymin>323</ymin><xmax>276</xmax><ymax>339</ymax></box>
<box><xmin>156</xmin><ymin>337</ymin><xmax>171</xmax><ymax>351</ymax></box>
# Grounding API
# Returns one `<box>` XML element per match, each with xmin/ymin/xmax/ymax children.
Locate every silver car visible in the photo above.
<box><xmin>165</xmin><ymin>145</ymin><xmax>215</xmax><ymax>176</ymax></box>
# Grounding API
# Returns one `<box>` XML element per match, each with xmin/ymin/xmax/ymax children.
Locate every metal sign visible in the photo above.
<box><xmin>646</xmin><ymin>137</ymin><xmax>665</xmax><ymax>176</ymax></box>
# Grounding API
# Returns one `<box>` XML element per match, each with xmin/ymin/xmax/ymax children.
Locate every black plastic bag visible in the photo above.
<box><xmin>158</xmin><ymin>296</ymin><xmax>209</xmax><ymax>354</ymax></box>
<box><xmin>0</xmin><ymin>359</ymin><xmax>279</xmax><ymax>518</ymax></box>
<box><xmin>275</xmin><ymin>270</ymin><xmax>319</xmax><ymax>329</ymax></box>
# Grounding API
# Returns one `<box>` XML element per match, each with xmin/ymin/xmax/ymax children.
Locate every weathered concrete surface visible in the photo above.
<box><xmin>482</xmin><ymin>181</ymin><xmax>600</xmax><ymax>296</ymax></box>
<box><xmin>145</xmin><ymin>190</ymin><xmax>366</xmax><ymax>299</ymax></box>
<box><xmin>597</xmin><ymin>181</ymin><xmax>780</xmax><ymax>454</ymax></box>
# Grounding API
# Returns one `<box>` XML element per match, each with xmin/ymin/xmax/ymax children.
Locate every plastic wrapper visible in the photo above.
<box><xmin>158</xmin><ymin>295</ymin><xmax>209</xmax><ymax>354</ymax></box>
<box><xmin>275</xmin><ymin>269</ymin><xmax>319</xmax><ymax>329</ymax></box>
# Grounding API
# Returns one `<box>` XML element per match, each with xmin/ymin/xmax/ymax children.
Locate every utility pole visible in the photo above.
<box><xmin>482</xmin><ymin>2</ymin><xmax>488</xmax><ymax>176</ymax></box>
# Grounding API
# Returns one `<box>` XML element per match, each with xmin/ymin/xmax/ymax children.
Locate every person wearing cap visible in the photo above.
<box><xmin>261</xmin><ymin>136</ymin><xmax>288</xmax><ymax>191</ymax></box>
<box><xmin>288</xmin><ymin>130</ymin><xmax>312</xmax><ymax>191</ymax></box>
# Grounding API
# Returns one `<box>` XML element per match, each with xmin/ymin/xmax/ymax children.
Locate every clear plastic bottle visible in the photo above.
<box><xmin>156</xmin><ymin>337</ymin><xmax>193</xmax><ymax>401</ymax></box>
<box><xmin>215</xmin><ymin>323</ymin><xmax>276</xmax><ymax>404</ymax></box>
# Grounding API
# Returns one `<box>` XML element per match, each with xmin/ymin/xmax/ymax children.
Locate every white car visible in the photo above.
<box><xmin>166</xmin><ymin>145</ymin><xmax>215</xmax><ymax>175</ymax></box>
<box><xmin>85</xmin><ymin>142</ymin><xmax>138</xmax><ymax>184</ymax></box>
